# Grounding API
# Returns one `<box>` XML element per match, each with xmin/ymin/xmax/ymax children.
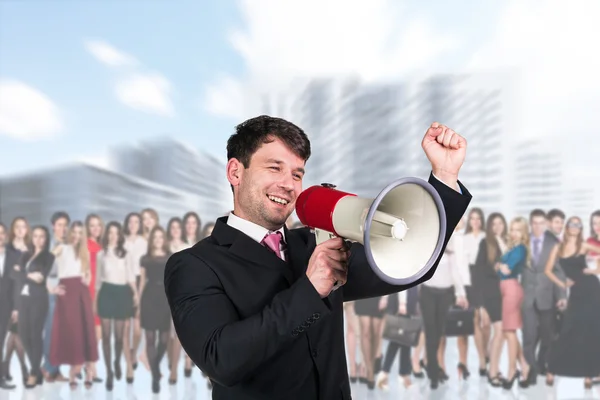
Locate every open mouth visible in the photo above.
<box><xmin>267</xmin><ymin>194</ymin><xmax>289</xmax><ymax>206</ymax></box>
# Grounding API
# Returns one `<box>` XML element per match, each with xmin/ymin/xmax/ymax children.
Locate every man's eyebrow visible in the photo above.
<box><xmin>265</xmin><ymin>158</ymin><xmax>305</xmax><ymax>174</ymax></box>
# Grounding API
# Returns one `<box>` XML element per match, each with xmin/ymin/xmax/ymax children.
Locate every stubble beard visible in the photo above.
<box><xmin>238</xmin><ymin>184</ymin><xmax>289</xmax><ymax>230</ymax></box>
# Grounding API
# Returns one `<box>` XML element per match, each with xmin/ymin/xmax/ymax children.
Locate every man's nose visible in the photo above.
<box><xmin>278</xmin><ymin>173</ymin><xmax>294</xmax><ymax>190</ymax></box>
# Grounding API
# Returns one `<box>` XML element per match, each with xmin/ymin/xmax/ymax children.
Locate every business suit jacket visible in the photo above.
<box><xmin>521</xmin><ymin>230</ymin><xmax>566</xmax><ymax>311</ymax></box>
<box><xmin>0</xmin><ymin>244</ymin><xmax>25</xmax><ymax>317</ymax></box>
<box><xmin>164</xmin><ymin>173</ymin><xmax>471</xmax><ymax>400</ymax></box>
<box><xmin>10</xmin><ymin>250</ymin><xmax>55</xmax><ymax>311</ymax></box>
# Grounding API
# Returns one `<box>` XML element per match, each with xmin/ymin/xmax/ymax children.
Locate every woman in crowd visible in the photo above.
<box><xmin>95</xmin><ymin>221</ymin><xmax>138</xmax><ymax>391</ymax></box>
<box><xmin>85</xmin><ymin>213</ymin><xmax>104</xmax><ymax>339</ymax></box>
<box><xmin>1</xmin><ymin>217</ymin><xmax>30</xmax><ymax>383</ymax></box>
<box><xmin>354</xmin><ymin>295</ymin><xmax>385</xmax><ymax>389</ymax></box>
<box><xmin>461</xmin><ymin>208</ymin><xmax>487</xmax><ymax>378</ymax></box>
<box><xmin>476</xmin><ymin>212</ymin><xmax>508</xmax><ymax>387</ymax></box>
<box><xmin>419</xmin><ymin>223</ymin><xmax>467</xmax><ymax>390</ymax></box>
<box><xmin>49</xmin><ymin>221</ymin><xmax>98</xmax><ymax>388</ymax></box>
<box><xmin>545</xmin><ymin>216</ymin><xmax>600</xmax><ymax>389</ymax></box>
<box><xmin>180</xmin><ymin>211</ymin><xmax>202</xmax><ymax>377</ymax></box>
<box><xmin>495</xmin><ymin>217</ymin><xmax>531</xmax><ymax>389</ymax></box>
<box><xmin>375</xmin><ymin>285</ymin><xmax>419</xmax><ymax>390</ymax></box>
<box><xmin>12</xmin><ymin>226</ymin><xmax>55</xmax><ymax>389</ymax></box>
<box><xmin>139</xmin><ymin>226</ymin><xmax>172</xmax><ymax>394</ymax></box>
<box><xmin>122</xmin><ymin>212</ymin><xmax>147</xmax><ymax>374</ymax></box>
<box><xmin>141</xmin><ymin>208</ymin><xmax>159</xmax><ymax>240</ymax></box>
<box><xmin>344</xmin><ymin>300</ymin><xmax>364</xmax><ymax>384</ymax></box>
<box><xmin>166</xmin><ymin>217</ymin><xmax>187</xmax><ymax>385</ymax></box>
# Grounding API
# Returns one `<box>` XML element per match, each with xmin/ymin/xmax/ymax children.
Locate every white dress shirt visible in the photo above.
<box><xmin>55</xmin><ymin>244</ymin><xmax>84</xmax><ymax>279</ymax></box>
<box><xmin>227</xmin><ymin>212</ymin><xmax>287</xmax><ymax>261</ymax></box>
<box><xmin>96</xmin><ymin>247</ymin><xmax>137</xmax><ymax>291</ymax></box>
<box><xmin>423</xmin><ymin>233</ymin><xmax>465</xmax><ymax>297</ymax></box>
<box><xmin>124</xmin><ymin>236</ymin><xmax>148</xmax><ymax>276</ymax></box>
<box><xmin>453</xmin><ymin>231</ymin><xmax>472</xmax><ymax>287</ymax></box>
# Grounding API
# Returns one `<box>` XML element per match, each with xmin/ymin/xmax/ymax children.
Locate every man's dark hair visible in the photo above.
<box><xmin>547</xmin><ymin>208</ymin><xmax>565</xmax><ymax>221</ymax></box>
<box><xmin>51</xmin><ymin>211</ymin><xmax>70</xmax><ymax>225</ymax></box>
<box><xmin>529</xmin><ymin>209</ymin><xmax>546</xmax><ymax>221</ymax></box>
<box><xmin>227</xmin><ymin>115</ymin><xmax>311</xmax><ymax>168</ymax></box>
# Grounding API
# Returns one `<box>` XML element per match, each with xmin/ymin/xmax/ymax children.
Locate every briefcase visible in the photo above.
<box><xmin>444</xmin><ymin>306</ymin><xmax>475</xmax><ymax>337</ymax></box>
<box><xmin>382</xmin><ymin>314</ymin><xmax>422</xmax><ymax>347</ymax></box>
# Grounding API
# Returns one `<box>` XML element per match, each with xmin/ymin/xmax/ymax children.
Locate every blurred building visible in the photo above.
<box><xmin>562</xmin><ymin>171</ymin><xmax>600</xmax><ymax>224</ymax></box>
<box><xmin>0</xmin><ymin>162</ymin><xmax>204</xmax><ymax>228</ymax></box>
<box><xmin>405</xmin><ymin>72</ymin><xmax>516</xmax><ymax>218</ymax></box>
<box><xmin>512</xmin><ymin>139</ymin><xmax>564</xmax><ymax>219</ymax></box>
<box><xmin>262</xmin><ymin>72</ymin><xmax>515</xmax><ymax>216</ymax></box>
<box><xmin>111</xmin><ymin>136</ymin><xmax>232</xmax><ymax>222</ymax></box>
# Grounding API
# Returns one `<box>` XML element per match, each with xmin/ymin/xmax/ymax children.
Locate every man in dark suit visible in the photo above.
<box><xmin>521</xmin><ymin>209</ymin><xmax>567</xmax><ymax>385</ymax></box>
<box><xmin>0</xmin><ymin>223</ymin><xmax>17</xmax><ymax>390</ymax></box>
<box><xmin>164</xmin><ymin>116</ymin><xmax>472</xmax><ymax>399</ymax></box>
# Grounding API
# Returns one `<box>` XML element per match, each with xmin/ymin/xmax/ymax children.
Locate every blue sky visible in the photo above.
<box><xmin>0</xmin><ymin>0</ymin><xmax>244</xmax><ymax>174</ymax></box>
<box><xmin>1</xmin><ymin>0</ymin><xmax>599</xmax><ymax>180</ymax></box>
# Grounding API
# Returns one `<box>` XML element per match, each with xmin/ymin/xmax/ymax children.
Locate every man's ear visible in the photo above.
<box><xmin>227</xmin><ymin>158</ymin><xmax>243</xmax><ymax>187</ymax></box>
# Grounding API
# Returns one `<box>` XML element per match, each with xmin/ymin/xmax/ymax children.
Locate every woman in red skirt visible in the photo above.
<box><xmin>49</xmin><ymin>221</ymin><xmax>99</xmax><ymax>388</ymax></box>
<box><xmin>495</xmin><ymin>217</ymin><xmax>531</xmax><ymax>390</ymax></box>
<box><xmin>85</xmin><ymin>214</ymin><xmax>104</xmax><ymax>334</ymax></box>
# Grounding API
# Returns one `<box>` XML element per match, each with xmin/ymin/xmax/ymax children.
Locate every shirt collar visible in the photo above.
<box><xmin>531</xmin><ymin>232</ymin><xmax>545</xmax><ymax>242</ymax></box>
<box><xmin>227</xmin><ymin>212</ymin><xmax>286</xmax><ymax>244</ymax></box>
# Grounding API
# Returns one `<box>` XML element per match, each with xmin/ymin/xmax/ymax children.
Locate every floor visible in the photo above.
<box><xmin>0</xmin><ymin>337</ymin><xmax>598</xmax><ymax>399</ymax></box>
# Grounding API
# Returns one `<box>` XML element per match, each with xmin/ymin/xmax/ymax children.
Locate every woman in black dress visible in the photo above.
<box><xmin>1</xmin><ymin>217</ymin><xmax>30</xmax><ymax>384</ymax></box>
<box><xmin>475</xmin><ymin>212</ymin><xmax>508</xmax><ymax>387</ymax></box>
<box><xmin>12</xmin><ymin>225</ymin><xmax>55</xmax><ymax>389</ymax></box>
<box><xmin>545</xmin><ymin>216</ymin><xmax>600</xmax><ymax>389</ymax></box>
<box><xmin>139</xmin><ymin>226</ymin><xmax>171</xmax><ymax>394</ymax></box>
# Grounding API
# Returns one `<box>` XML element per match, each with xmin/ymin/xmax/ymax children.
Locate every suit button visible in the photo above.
<box><xmin>312</xmin><ymin>350</ymin><xmax>318</xmax><ymax>357</ymax></box>
<box><xmin>313</xmin><ymin>313</ymin><xmax>320</xmax><ymax>319</ymax></box>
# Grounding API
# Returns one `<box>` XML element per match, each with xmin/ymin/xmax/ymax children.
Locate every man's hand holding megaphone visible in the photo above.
<box><xmin>306</xmin><ymin>237</ymin><xmax>351</xmax><ymax>298</ymax></box>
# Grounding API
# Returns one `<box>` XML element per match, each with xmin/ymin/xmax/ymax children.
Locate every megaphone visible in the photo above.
<box><xmin>295</xmin><ymin>178</ymin><xmax>447</xmax><ymax>286</ymax></box>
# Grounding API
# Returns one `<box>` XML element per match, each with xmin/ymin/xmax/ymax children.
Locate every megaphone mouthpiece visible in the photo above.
<box><xmin>369</xmin><ymin>211</ymin><xmax>409</xmax><ymax>240</ymax></box>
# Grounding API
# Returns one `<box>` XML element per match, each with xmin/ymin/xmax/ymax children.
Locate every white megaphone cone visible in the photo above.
<box><xmin>295</xmin><ymin>177</ymin><xmax>447</xmax><ymax>286</ymax></box>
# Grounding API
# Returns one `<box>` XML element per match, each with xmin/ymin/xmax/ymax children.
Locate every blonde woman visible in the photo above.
<box><xmin>49</xmin><ymin>221</ymin><xmax>99</xmax><ymax>388</ymax></box>
<box><xmin>545</xmin><ymin>216</ymin><xmax>600</xmax><ymax>389</ymax></box>
<box><xmin>141</xmin><ymin>208</ymin><xmax>159</xmax><ymax>240</ymax></box>
<box><xmin>494</xmin><ymin>217</ymin><xmax>531</xmax><ymax>389</ymax></box>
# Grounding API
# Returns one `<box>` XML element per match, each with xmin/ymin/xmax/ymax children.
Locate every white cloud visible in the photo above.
<box><xmin>0</xmin><ymin>79</ymin><xmax>63</xmax><ymax>140</ymax></box>
<box><xmin>466</xmin><ymin>0</ymin><xmax>600</xmax><ymax>142</ymax></box>
<box><xmin>203</xmin><ymin>0</ymin><xmax>459</xmax><ymax>119</ymax></box>
<box><xmin>115</xmin><ymin>72</ymin><xmax>175</xmax><ymax>117</ymax></box>
<box><xmin>83</xmin><ymin>39</ymin><xmax>175</xmax><ymax>117</ymax></box>
<box><xmin>84</xmin><ymin>39</ymin><xmax>138</xmax><ymax>68</ymax></box>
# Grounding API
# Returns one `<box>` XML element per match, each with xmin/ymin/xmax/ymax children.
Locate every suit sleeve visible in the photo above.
<box><xmin>342</xmin><ymin>172</ymin><xmax>472</xmax><ymax>301</ymax></box>
<box><xmin>164</xmin><ymin>251</ymin><xmax>332</xmax><ymax>387</ymax></box>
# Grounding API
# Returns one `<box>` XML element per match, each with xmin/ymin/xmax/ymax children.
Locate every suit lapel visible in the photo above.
<box><xmin>284</xmin><ymin>227</ymin><xmax>311</xmax><ymax>281</ymax></box>
<box><xmin>211</xmin><ymin>217</ymin><xmax>295</xmax><ymax>286</ymax></box>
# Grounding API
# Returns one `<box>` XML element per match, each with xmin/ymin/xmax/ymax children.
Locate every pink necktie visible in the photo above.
<box><xmin>262</xmin><ymin>231</ymin><xmax>284</xmax><ymax>260</ymax></box>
